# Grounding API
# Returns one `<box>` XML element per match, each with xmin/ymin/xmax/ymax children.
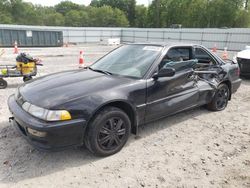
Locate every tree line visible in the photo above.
<box><xmin>0</xmin><ymin>0</ymin><xmax>249</xmax><ymax>28</ymax></box>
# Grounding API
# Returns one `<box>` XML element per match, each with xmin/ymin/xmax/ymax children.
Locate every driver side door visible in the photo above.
<box><xmin>145</xmin><ymin>47</ymin><xmax>199</xmax><ymax>122</ymax></box>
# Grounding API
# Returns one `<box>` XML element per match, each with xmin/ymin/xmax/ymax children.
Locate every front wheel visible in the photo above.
<box><xmin>0</xmin><ymin>78</ymin><xmax>7</xmax><ymax>89</ymax></box>
<box><xmin>85</xmin><ymin>107</ymin><xmax>131</xmax><ymax>156</ymax></box>
<box><xmin>206</xmin><ymin>83</ymin><xmax>230</xmax><ymax>111</ymax></box>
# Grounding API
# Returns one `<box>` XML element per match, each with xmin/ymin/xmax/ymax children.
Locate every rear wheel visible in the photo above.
<box><xmin>0</xmin><ymin>78</ymin><xmax>7</xmax><ymax>89</ymax></box>
<box><xmin>207</xmin><ymin>83</ymin><xmax>230</xmax><ymax>111</ymax></box>
<box><xmin>85</xmin><ymin>107</ymin><xmax>131</xmax><ymax>156</ymax></box>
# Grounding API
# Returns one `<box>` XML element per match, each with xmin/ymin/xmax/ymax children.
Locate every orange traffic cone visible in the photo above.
<box><xmin>79</xmin><ymin>51</ymin><xmax>84</xmax><ymax>68</ymax></box>
<box><xmin>222</xmin><ymin>47</ymin><xmax>228</xmax><ymax>60</ymax></box>
<box><xmin>14</xmin><ymin>40</ymin><xmax>18</xmax><ymax>54</ymax></box>
<box><xmin>212</xmin><ymin>44</ymin><xmax>217</xmax><ymax>53</ymax></box>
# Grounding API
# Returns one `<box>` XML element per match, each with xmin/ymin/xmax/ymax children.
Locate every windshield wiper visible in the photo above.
<box><xmin>88</xmin><ymin>67</ymin><xmax>113</xmax><ymax>75</ymax></box>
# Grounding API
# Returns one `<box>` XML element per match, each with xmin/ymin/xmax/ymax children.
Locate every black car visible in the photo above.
<box><xmin>8</xmin><ymin>43</ymin><xmax>241</xmax><ymax>156</ymax></box>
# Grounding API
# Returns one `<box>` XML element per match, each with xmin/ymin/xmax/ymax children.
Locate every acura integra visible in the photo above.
<box><xmin>8</xmin><ymin>43</ymin><xmax>241</xmax><ymax>156</ymax></box>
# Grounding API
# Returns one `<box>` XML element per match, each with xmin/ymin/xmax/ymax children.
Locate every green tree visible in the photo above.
<box><xmin>125</xmin><ymin>0</ymin><xmax>136</xmax><ymax>26</ymax></box>
<box><xmin>88</xmin><ymin>6</ymin><xmax>129</xmax><ymax>27</ymax></box>
<box><xmin>234</xmin><ymin>9</ymin><xmax>250</xmax><ymax>27</ymax></box>
<box><xmin>0</xmin><ymin>0</ymin><xmax>249</xmax><ymax>28</ymax></box>
<box><xmin>55</xmin><ymin>1</ymin><xmax>81</xmax><ymax>16</ymax></box>
<box><xmin>134</xmin><ymin>5</ymin><xmax>148</xmax><ymax>27</ymax></box>
<box><xmin>205</xmin><ymin>0</ymin><xmax>236</xmax><ymax>27</ymax></box>
<box><xmin>80</xmin><ymin>12</ymin><xmax>90</xmax><ymax>27</ymax></box>
<box><xmin>34</xmin><ymin>6</ymin><xmax>64</xmax><ymax>26</ymax></box>
<box><xmin>44</xmin><ymin>12</ymin><xmax>65</xmax><ymax>26</ymax></box>
<box><xmin>0</xmin><ymin>0</ymin><xmax>13</xmax><ymax>24</ymax></box>
<box><xmin>90</xmin><ymin>0</ymin><xmax>136</xmax><ymax>26</ymax></box>
<box><xmin>10</xmin><ymin>0</ymin><xmax>41</xmax><ymax>25</ymax></box>
<box><xmin>112</xmin><ymin>7</ymin><xmax>130</xmax><ymax>27</ymax></box>
<box><xmin>147</xmin><ymin>0</ymin><xmax>162</xmax><ymax>27</ymax></box>
<box><xmin>65</xmin><ymin>10</ymin><xmax>82</xmax><ymax>26</ymax></box>
<box><xmin>148</xmin><ymin>0</ymin><xmax>250</xmax><ymax>28</ymax></box>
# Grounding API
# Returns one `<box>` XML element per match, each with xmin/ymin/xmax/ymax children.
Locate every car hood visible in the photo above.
<box><xmin>19</xmin><ymin>69</ymin><xmax>133</xmax><ymax>109</ymax></box>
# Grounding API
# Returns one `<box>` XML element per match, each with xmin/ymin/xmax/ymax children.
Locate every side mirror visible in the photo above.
<box><xmin>153</xmin><ymin>67</ymin><xmax>176</xmax><ymax>79</ymax></box>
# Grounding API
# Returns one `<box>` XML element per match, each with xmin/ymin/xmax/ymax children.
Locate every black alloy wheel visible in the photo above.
<box><xmin>207</xmin><ymin>83</ymin><xmax>230</xmax><ymax>111</ymax></box>
<box><xmin>216</xmin><ymin>86</ymin><xmax>229</xmax><ymax>110</ymax></box>
<box><xmin>98</xmin><ymin>117</ymin><xmax>126</xmax><ymax>151</ymax></box>
<box><xmin>85</xmin><ymin>107</ymin><xmax>131</xmax><ymax>156</ymax></box>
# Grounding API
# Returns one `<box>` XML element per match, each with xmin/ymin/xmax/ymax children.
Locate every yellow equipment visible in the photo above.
<box><xmin>1</xmin><ymin>69</ymin><xmax>7</xmax><ymax>75</ymax></box>
<box><xmin>16</xmin><ymin>62</ymin><xmax>36</xmax><ymax>75</ymax></box>
<box><xmin>0</xmin><ymin>53</ymin><xmax>43</xmax><ymax>89</ymax></box>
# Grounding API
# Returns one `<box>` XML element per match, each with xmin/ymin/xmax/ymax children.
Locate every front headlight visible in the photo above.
<box><xmin>22</xmin><ymin>102</ymin><xmax>71</xmax><ymax>121</ymax></box>
<box><xmin>29</xmin><ymin>104</ymin><xmax>47</xmax><ymax>120</ymax></box>
<box><xmin>46</xmin><ymin>110</ymin><xmax>72</xmax><ymax>121</ymax></box>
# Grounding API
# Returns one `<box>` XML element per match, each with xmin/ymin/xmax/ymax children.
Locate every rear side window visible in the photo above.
<box><xmin>194</xmin><ymin>47</ymin><xmax>216</xmax><ymax>64</ymax></box>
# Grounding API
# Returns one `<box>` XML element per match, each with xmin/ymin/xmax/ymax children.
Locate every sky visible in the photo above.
<box><xmin>23</xmin><ymin>0</ymin><xmax>151</xmax><ymax>6</ymax></box>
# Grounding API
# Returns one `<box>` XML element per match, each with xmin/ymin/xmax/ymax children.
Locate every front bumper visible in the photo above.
<box><xmin>8</xmin><ymin>95</ymin><xmax>87</xmax><ymax>151</ymax></box>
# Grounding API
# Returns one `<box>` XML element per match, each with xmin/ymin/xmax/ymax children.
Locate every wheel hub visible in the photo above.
<box><xmin>216</xmin><ymin>87</ymin><xmax>228</xmax><ymax>109</ymax></box>
<box><xmin>98</xmin><ymin>117</ymin><xmax>126</xmax><ymax>151</ymax></box>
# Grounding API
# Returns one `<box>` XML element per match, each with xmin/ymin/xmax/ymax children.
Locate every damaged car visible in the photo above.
<box><xmin>8</xmin><ymin>43</ymin><xmax>241</xmax><ymax>156</ymax></box>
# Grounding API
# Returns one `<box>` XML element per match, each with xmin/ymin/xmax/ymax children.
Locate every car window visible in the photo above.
<box><xmin>159</xmin><ymin>47</ymin><xmax>195</xmax><ymax>72</ymax></box>
<box><xmin>91</xmin><ymin>45</ymin><xmax>163</xmax><ymax>79</ymax></box>
<box><xmin>194</xmin><ymin>47</ymin><xmax>216</xmax><ymax>64</ymax></box>
<box><xmin>166</xmin><ymin>48</ymin><xmax>191</xmax><ymax>61</ymax></box>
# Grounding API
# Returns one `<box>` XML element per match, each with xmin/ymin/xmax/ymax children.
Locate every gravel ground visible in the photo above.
<box><xmin>0</xmin><ymin>45</ymin><xmax>249</xmax><ymax>188</ymax></box>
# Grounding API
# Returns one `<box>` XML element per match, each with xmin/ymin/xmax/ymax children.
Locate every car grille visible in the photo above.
<box><xmin>237</xmin><ymin>57</ymin><xmax>250</xmax><ymax>72</ymax></box>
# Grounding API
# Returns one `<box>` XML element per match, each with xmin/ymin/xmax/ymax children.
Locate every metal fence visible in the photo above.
<box><xmin>0</xmin><ymin>24</ymin><xmax>250</xmax><ymax>51</ymax></box>
<box><xmin>0</xmin><ymin>24</ymin><xmax>121</xmax><ymax>45</ymax></box>
<box><xmin>122</xmin><ymin>28</ymin><xmax>250</xmax><ymax>51</ymax></box>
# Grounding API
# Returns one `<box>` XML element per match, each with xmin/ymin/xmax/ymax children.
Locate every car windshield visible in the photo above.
<box><xmin>90</xmin><ymin>44</ymin><xmax>163</xmax><ymax>78</ymax></box>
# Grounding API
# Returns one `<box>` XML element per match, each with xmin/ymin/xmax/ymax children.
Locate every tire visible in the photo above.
<box><xmin>23</xmin><ymin>76</ymin><xmax>32</xmax><ymax>82</ymax></box>
<box><xmin>0</xmin><ymin>78</ymin><xmax>7</xmax><ymax>89</ymax></box>
<box><xmin>206</xmin><ymin>83</ymin><xmax>230</xmax><ymax>111</ymax></box>
<box><xmin>85</xmin><ymin>107</ymin><xmax>131</xmax><ymax>156</ymax></box>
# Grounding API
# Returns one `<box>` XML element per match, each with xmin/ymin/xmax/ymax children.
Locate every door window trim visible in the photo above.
<box><xmin>193</xmin><ymin>46</ymin><xmax>220</xmax><ymax>65</ymax></box>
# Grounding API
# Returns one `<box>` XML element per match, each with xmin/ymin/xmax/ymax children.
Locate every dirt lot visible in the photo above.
<box><xmin>0</xmin><ymin>45</ymin><xmax>249</xmax><ymax>188</ymax></box>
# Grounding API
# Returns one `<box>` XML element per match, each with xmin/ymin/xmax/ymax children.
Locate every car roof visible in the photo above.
<box><xmin>125</xmin><ymin>42</ymin><xmax>200</xmax><ymax>48</ymax></box>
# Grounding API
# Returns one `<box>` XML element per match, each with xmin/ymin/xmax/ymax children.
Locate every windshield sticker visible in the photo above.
<box><xmin>143</xmin><ymin>46</ymin><xmax>162</xmax><ymax>51</ymax></box>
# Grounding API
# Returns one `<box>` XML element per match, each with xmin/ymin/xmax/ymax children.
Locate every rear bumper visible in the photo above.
<box><xmin>231</xmin><ymin>78</ymin><xmax>242</xmax><ymax>94</ymax></box>
<box><xmin>8</xmin><ymin>95</ymin><xmax>87</xmax><ymax>151</ymax></box>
